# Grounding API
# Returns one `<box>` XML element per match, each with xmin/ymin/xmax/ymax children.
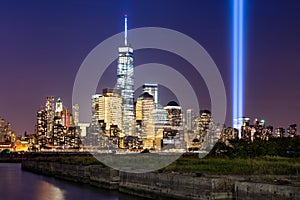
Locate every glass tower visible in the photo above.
<box><xmin>117</xmin><ymin>15</ymin><xmax>134</xmax><ymax>136</ymax></box>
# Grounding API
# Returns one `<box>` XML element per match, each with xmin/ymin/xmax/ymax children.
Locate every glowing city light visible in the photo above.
<box><xmin>233</xmin><ymin>0</ymin><xmax>244</xmax><ymax>136</ymax></box>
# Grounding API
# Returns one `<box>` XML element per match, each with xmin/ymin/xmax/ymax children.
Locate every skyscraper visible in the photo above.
<box><xmin>55</xmin><ymin>97</ymin><xmax>63</xmax><ymax>116</ymax></box>
<box><xmin>91</xmin><ymin>89</ymin><xmax>122</xmax><ymax>135</ymax></box>
<box><xmin>186</xmin><ymin>109</ymin><xmax>193</xmax><ymax>131</ymax></box>
<box><xmin>61</xmin><ymin>110</ymin><xmax>71</xmax><ymax>127</ymax></box>
<box><xmin>116</xmin><ymin>15</ymin><xmax>134</xmax><ymax>136</ymax></box>
<box><xmin>136</xmin><ymin>92</ymin><xmax>155</xmax><ymax>148</ymax></box>
<box><xmin>164</xmin><ymin>101</ymin><xmax>182</xmax><ymax>128</ymax></box>
<box><xmin>143</xmin><ymin>83</ymin><xmax>158</xmax><ymax>106</ymax></box>
<box><xmin>198</xmin><ymin>110</ymin><xmax>212</xmax><ymax>136</ymax></box>
<box><xmin>36</xmin><ymin>108</ymin><xmax>47</xmax><ymax>146</ymax></box>
<box><xmin>45</xmin><ymin>96</ymin><xmax>54</xmax><ymax>139</ymax></box>
<box><xmin>72</xmin><ymin>104</ymin><xmax>79</xmax><ymax>126</ymax></box>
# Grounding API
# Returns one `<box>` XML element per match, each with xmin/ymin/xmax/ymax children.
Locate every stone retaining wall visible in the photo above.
<box><xmin>21</xmin><ymin>160</ymin><xmax>300</xmax><ymax>200</ymax></box>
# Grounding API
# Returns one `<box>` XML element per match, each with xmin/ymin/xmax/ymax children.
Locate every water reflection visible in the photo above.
<box><xmin>0</xmin><ymin>163</ymin><xmax>142</xmax><ymax>200</ymax></box>
<box><xmin>35</xmin><ymin>181</ymin><xmax>65</xmax><ymax>200</ymax></box>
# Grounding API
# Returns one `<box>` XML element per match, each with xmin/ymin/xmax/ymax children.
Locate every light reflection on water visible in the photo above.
<box><xmin>0</xmin><ymin>163</ymin><xmax>141</xmax><ymax>200</ymax></box>
<box><xmin>35</xmin><ymin>181</ymin><xmax>66</xmax><ymax>200</ymax></box>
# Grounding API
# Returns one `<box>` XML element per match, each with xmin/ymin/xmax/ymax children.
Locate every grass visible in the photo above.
<box><xmin>26</xmin><ymin>154</ymin><xmax>300</xmax><ymax>176</ymax></box>
<box><xmin>163</xmin><ymin>156</ymin><xmax>300</xmax><ymax>176</ymax></box>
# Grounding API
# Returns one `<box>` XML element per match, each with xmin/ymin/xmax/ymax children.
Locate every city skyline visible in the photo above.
<box><xmin>1</xmin><ymin>0</ymin><xmax>300</xmax><ymax>134</ymax></box>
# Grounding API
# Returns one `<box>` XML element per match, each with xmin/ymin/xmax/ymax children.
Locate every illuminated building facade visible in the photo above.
<box><xmin>164</xmin><ymin>101</ymin><xmax>182</xmax><ymax>128</ymax></box>
<box><xmin>45</xmin><ymin>96</ymin><xmax>54</xmax><ymax>139</ymax></box>
<box><xmin>186</xmin><ymin>109</ymin><xmax>194</xmax><ymax>131</ymax></box>
<box><xmin>102</xmin><ymin>89</ymin><xmax>122</xmax><ymax>134</ymax></box>
<box><xmin>91</xmin><ymin>89</ymin><xmax>122</xmax><ymax>135</ymax></box>
<box><xmin>36</xmin><ymin>108</ymin><xmax>47</xmax><ymax>146</ymax></box>
<box><xmin>36</xmin><ymin>97</ymin><xmax>81</xmax><ymax>149</ymax></box>
<box><xmin>136</xmin><ymin>92</ymin><xmax>155</xmax><ymax>148</ymax></box>
<box><xmin>55</xmin><ymin>97</ymin><xmax>63</xmax><ymax>116</ymax></box>
<box><xmin>91</xmin><ymin>94</ymin><xmax>103</xmax><ymax>127</ymax></box>
<box><xmin>143</xmin><ymin>83</ymin><xmax>158</xmax><ymax>106</ymax></box>
<box><xmin>274</xmin><ymin>127</ymin><xmax>285</xmax><ymax>138</ymax></box>
<box><xmin>116</xmin><ymin>15</ymin><xmax>134</xmax><ymax>136</ymax></box>
<box><xmin>287</xmin><ymin>124</ymin><xmax>297</xmax><ymax>137</ymax></box>
<box><xmin>198</xmin><ymin>110</ymin><xmax>212</xmax><ymax>137</ymax></box>
<box><xmin>61</xmin><ymin>110</ymin><xmax>71</xmax><ymax>128</ymax></box>
<box><xmin>72</xmin><ymin>104</ymin><xmax>79</xmax><ymax>126</ymax></box>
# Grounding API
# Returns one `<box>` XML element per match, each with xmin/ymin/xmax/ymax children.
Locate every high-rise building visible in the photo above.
<box><xmin>45</xmin><ymin>96</ymin><xmax>54</xmax><ymax>138</ymax></box>
<box><xmin>164</xmin><ymin>101</ymin><xmax>182</xmax><ymax>128</ymax></box>
<box><xmin>61</xmin><ymin>110</ymin><xmax>71</xmax><ymax>128</ymax></box>
<box><xmin>287</xmin><ymin>124</ymin><xmax>297</xmax><ymax>137</ymax></box>
<box><xmin>72</xmin><ymin>104</ymin><xmax>79</xmax><ymax>126</ymax></box>
<box><xmin>35</xmin><ymin>108</ymin><xmax>47</xmax><ymax>146</ymax></box>
<box><xmin>186</xmin><ymin>109</ymin><xmax>193</xmax><ymax>131</ymax></box>
<box><xmin>198</xmin><ymin>110</ymin><xmax>212</xmax><ymax>138</ymax></box>
<box><xmin>55</xmin><ymin>97</ymin><xmax>63</xmax><ymax>116</ymax></box>
<box><xmin>136</xmin><ymin>92</ymin><xmax>155</xmax><ymax>149</ymax></box>
<box><xmin>91</xmin><ymin>94</ymin><xmax>103</xmax><ymax>126</ymax></box>
<box><xmin>116</xmin><ymin>15</ymin><xmax>134</xmax><ymax>136</ymax></box>
<box><xmin>102</xmin><ymin>89</ymin><xmax>122</xmax><ymax>134</ymax></box>
<box><xmin>274</xmin><ymin>127</ymin><xmax>285</xmax><ymax>138</ymax></box>
<box><xmin>91</xmin><ymin>89</ymin><xmax>122</xmax><ymax>135</ymax></box>
<box><xmin>143</xmin><ymin>83</ymin><xmax>158</xmax><ymax>106</ymax></box>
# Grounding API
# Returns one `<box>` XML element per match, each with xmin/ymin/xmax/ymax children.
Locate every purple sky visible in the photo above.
<box><xmin>0</xmin><ymin>0</ymin><xmax>300</xmax><ymax>135</ymax></box>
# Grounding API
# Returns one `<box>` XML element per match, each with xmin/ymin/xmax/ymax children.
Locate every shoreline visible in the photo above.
<box><xmin>21</xmin><ymin>159</ymin><xmax>300</xmax><ymax>200</ymax></box>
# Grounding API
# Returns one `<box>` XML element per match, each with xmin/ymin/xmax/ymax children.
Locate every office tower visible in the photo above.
<box><xmin>72</xmin><ymin>104</ymin><xmax>79</xmax><ymax>126</ymax></box>
<box><xmin>45</xmin><ymin>96</ymin><xmax>54</xmax><ymax>138</ymax></box>
<box><xmin>220</xmin><ymin>127</ymin><xmax>238</xmax><ymax>142</ymax></box>
<box><xmin>186</xmin><ymin>109</ymin><xmax>193</xmax><ymax>131</ymax></box>
<box><xmin>198</xmin><ymin>110</ymin><xmax>212</xmax><ymax>136</ymax></box>
<box><xmin>91</xmin><ymin>89</ymin><xmax>122</xmax><ymax>135</ymax></box>
<box><xmin>91</xmin><ymin>94</ymin><xmax>103</xmax><ymax>127</ymax></box>
<box><xmin>287</xmin><ymin>124</ymin><xmax>297</xmax><ymax>137</ymax></box>
<box><xmin>116</xmin><ymin>15</ymin><xmax>134</xmax><ymax>136</ymax></box>
<box><xmin>61</xmin><ymin>110</ymin><xmax>71</xmax><ymax>127</ymax></box>
<box><xmin>164</xmin><ymin>101</ymin><xmax>182</xmax><ymax>128</ymax></box>
<box><xmin>153</xmin><ymin>105</ymin><xmax>169</xmax><ymax>131</ymax></box>
<box><xmin>274</xmin><ymin>127</ymin><xmax>285</xmax><ymax>138</ymax></box>
<box><xmin>55</xmin><ymin>97</ymin><xmax>63</xmax><ymax>116</ymax></box>
<box><xmin>102</xmin><ymin>89</ymin><xmax>122</xmax><ymax>134</ymax></box>
<box><xmin>136</xmin><ymin>92</ymin><xmax>155</xmax><ymax>148</ymax></box>
<box><xmin>36</xmin><ymin>108</ymin><xmax>47</xmax><ymax>146</ymax></box>
<box><xmin>143</xmin><ymin>83</ymin><xmax>158</xmax><ymax>106</ymax></box>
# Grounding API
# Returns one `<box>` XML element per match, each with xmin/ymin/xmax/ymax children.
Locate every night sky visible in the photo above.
<box><xmin>0</xmin><ymin>0</ymin><xmax>300</xmax><ymax>135</ymax></box>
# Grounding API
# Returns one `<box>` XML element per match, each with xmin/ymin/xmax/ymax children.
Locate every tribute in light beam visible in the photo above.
<box><xmin>233</xmin><ymin>0</ymin><xmax>244</xmax><ymax>137</ymax></box>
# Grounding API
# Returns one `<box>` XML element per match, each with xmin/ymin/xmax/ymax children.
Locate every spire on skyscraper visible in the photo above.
<box><xmin>124</xmin><ymin>14</ymin><xmax>128</xmax><ymax>46</ymax></box>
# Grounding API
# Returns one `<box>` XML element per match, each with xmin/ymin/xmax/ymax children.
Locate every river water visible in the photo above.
<box><xmin>0</xmin><ymin>163</ymin><xmax>145</xmax><ymax>200</ymax></box>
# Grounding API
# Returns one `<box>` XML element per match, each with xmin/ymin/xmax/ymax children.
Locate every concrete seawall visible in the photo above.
<box><xmin>21</xmin><ymin>160</ymin><xmax>300</xmax><ymax>199</ymax></box>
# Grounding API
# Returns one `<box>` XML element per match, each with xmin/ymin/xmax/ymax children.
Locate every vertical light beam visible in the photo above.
<box><xmin>124</xmin><ymin>14</ymin><xmax>128</xmax><ymax>46</ymax></box>
<box><xmin>233</xmin><ymin>0</ymin><xmax>244</xmax><ymax>137</ymax></box>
